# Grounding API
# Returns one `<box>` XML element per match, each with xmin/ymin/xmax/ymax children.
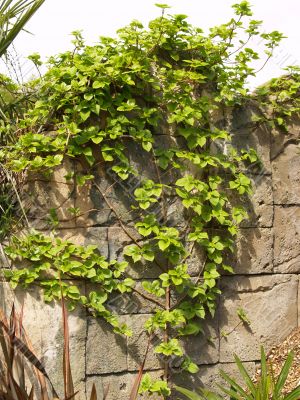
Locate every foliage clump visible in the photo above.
<box><xmin>253</xmin><ymin>67</ymin><xmax>300</xmax><ymax>132</ymax></box>
<box><xmin>0</xmin><ymin>1</ymin><xmax>298</xmax><ymax>397</ymax></box>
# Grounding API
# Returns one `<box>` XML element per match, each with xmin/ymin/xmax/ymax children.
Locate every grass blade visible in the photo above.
<box><xmin>219</xmin><ymin>369</ymin><xmax>250</xmax><ymax>399</ymax></box>
<box><xmin>284</xmin><ymin>385</ymin><xmax>300</xmax><ymax>400</ymax></box>
<box><xmin>234</xmin><ymin>354</ymin><xmax>256</xmax><ymax>397</ymax></box>
<box><xmin>175</xmin><ymin>386</ymin><xmax>202</xmax><ymax>400</ymax></box>
<box><xmin>274</xmin><ymin>351</ymin><xmax>294</xmax><ymax>398</ymax></box>
<box><xmin>0</xmin><ymin>0</ymin><xmax>45</xmax><ymax>56</ymax></box>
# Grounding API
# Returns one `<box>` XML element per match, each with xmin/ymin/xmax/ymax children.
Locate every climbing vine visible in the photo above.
<box><xmin>0</xmin><ymin>1</ymin><xmax>297</xmax><ymax>397</ymax></box>
<box><xmin>253</xmin><ymin>66</ymin><xmax>300</xmax><ymax>132</ymax></box>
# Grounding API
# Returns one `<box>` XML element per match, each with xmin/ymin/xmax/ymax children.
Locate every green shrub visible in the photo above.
<box><xmin>176</xmin><ymin>347</ymin><xmax>300</xmax><ymax>400</ymax></box>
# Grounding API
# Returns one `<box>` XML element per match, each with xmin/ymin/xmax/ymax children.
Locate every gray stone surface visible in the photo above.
<box><xmin>274</xmin><ymin>206</ymin><xmax>300</xmax><ymax>273</ymax></box>
<box><xmin>231</xmin><ymin>106</ymin><xmax>271</xmax><ymax>174</ymax></box>
<box><xmin>181</xmin><ymin>316</ymin><xmax>219</xmax><ymax>365</ymax></box>
<box><xmin>272</xmin><ymin>144</ymin><xmax>300</xmax><ymax>205</ymax></box>
<box><xmin>86</xmin><ymin>370</ymin><xmax>163</xmax><ymax>400</ymax></box>
<box><xmin>0</xmin><ymin>244</ymin><xmax>9</xmax><ymax>269</ymax></box>
<box><xmin>108</xmin><ymin>227</ymin><xmax>162</xmax><ymax>279</ymax></box>
<box><xmin>186</xmin><ymin>244</ymin><xmax>207</xmax><ymax>277</ymax></box>
<box><xmin>226</xmin><ymin>174</ymin><xmax>273</xmax><ymax>229</ymax></box>
<box><xmin>228</xmin><ymin>228</ymin><xmax>273</xmax><ymax>274</ymax></box>
<box><xmin>126</xmin><ymin>314</ymin><xmax>164</xmax><ymax>371</ymax></box>
<box><xmin>60</xmin><ymin>227</ymin><xmax>109</xmax><ymax>258</ymax></box>
<box><xmin>86</xmin><ymin>374</ymin><xmax>135</xmax><ymax>400</ymax></box>
<box><xmin>86</xmin><ymin>281</ymin><xmax>159</xmax><ymax>316</ymax></box>
<box><xmin>24</xmin><ymin>160</ymin><xmax>76</xmax><ymax>230</ymax></box>
<box><xmin>86</xmin><ymin>317</ymin><xmax>128</xmax><ymax>374</ymax></box>
<box><xmin>241</xmin><ymin>175</ymin><xmax>273</xmax><ymax>228</ymax></box>
<box><xmin>270</xmin><ymin>117</ymin><xmax>300</xmax><ymax>161</ymax></box>
<box><xmin>75</xmin><ymin>177</ymin><xmax>131</xmax><ymax>227</ymax></box>
<box><xmin>172</xmin><ymin>361</ymin><xmax>257</xmax><ymax>396</ymax></box>
<box><xmin>2</xmin><ymin>105</ymin><xmax>300</xmax><ymax>398</ymax></box>
<box><xmin>219</xmin><ymin>274</ymin><xmax>298</xmax><ymax>362</ymax></box>
<box><xmin>0</xmin><ymin>282</ymin><xmax>86</xmax><ymax>398</ymax></box>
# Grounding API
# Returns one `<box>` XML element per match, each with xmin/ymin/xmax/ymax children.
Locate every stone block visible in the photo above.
<box><xmin>126</xmin><ymin>314</ymin><xmax>164</xmax><ymax>371</ymax></box>
<box><xmin>298</xmin><ymin>279</ymin><xmax>300</xmax><ymax>327</ymax></box>
<box><xmin>274</xmin><ymin>206</ymin><xmax>300</xmax><ymax>273</ymax></box>
<box><xmin>181</xmin><ymin>316</ymin><xmax>219</xmax><ymax>365</ymax></box>
<box><xmin>60</xmin><ymin>227</ymin><xmax>109</xmax><ymax>258</ymax></box>
<box><xmin>73</xmin><ymin>139</ymin><xmax>183</xmax><ymax>229</ymax></box>
<box><xmin>127</xmin><ymin>134</ymin><xmax>182</xmax><ymax>184</ymax></box>
<box><xmin>24</xmin><ymin>160</ymin><xmax>76</xmax><ymax>230</ymax></box>
<box><xmin>107</xmin><ymin>226</ymin><xmax>138</xmax><ymax>259</ymax></box>
<box><xmin>86</xmin><ymin>317</ymin><xmax>127</xmax><ymax>374</ymax></box>
<box><xmin>86</xmin><ymin>374</ymin><xmax>134</xmax><ymax>400</ymax></box>
<box><xmin>95</xmin><ymin>312</ymin><xmax>219</xmax><ymax>373</ymax></box>
<box><xmin>74</xmin><ymin>178</ymin><xmax>114</xmax><ymax>227</ymax></box>
<box><xmin>108</xmin><ymin>225</ymin><xmax>208</xmax><ymax>280</ymax></box>
<box><xmin>172</xmin><ymin>361</ymin><xmax>256</xmax><ymax>396</ymax></box>
<box><xmin>108</xmin><ymin>227</ymin><xmax>162</xmax><ymax>279</ymax></box>
<box><xmin>127</xmin><ymin>140</ymin><xmax>157</xmax><ymax>180</ymax></box>
<box><xmin>0</xmin><ymin>282</ymin><xmax>86</xmax><ymax>398</ymax></box>
<box><xmin>74</xmin><ymin>168</ymin><xmax>138</xmax><ymax>227</ymax></box>
<box><xmin>243</xmin><ymin>175</ymin><xmax>273</xmax><ymax>228</ymax></box>
<box><xmin>87</xmin><ymin>281</ymin><xmax>160</xmax><ymax>316</ymax></box>
<box><xmin>0</xmin><ymin>244</ymin><xmax>10</xmax><ymax>269</ymax></box>
<box><xmin>272</xmin><ymin>144</ymin><xmax>300</xmax><ymax>205</ymax></box>
<box><xmin>270</xmin><ymin>115</ymin><xmax>300</xmax><ymax>161</ymax></box>
<box><xmin>86</xmin><ymin>370</ymin><xmax>163</xmax><ymax>400</ymax></box>
<box><xmin>231</xmin><ymin>105</ymin><xmax>271</xmax><ymax>174</ymax></box>
<box><xmin>164</xmin><ymin>196</ymin><xmax>187</xmax><ymax>229</ymax></box>
<box><xmin>227</xmin><ymin>174</ymin><xmax>273</xmax><ymax>228</ymax></box>
<box><xmin>231</xmin><ymin>103</ymin><xmax>260</xmax><ymax>132</ymax></box>
<box><xmin>186</xmin><ymin>244</ymin><xmax>207</xmax><ymax>277</ymax></box>
<box><xmin>219</xmin><ymin>274</ymin><xmax>298</xmax><ymax>362</ymax></box>
<box><xmin>228</xmin><ymin>228</ymin><xmax>273</xmax><ymax>274</ymax></box>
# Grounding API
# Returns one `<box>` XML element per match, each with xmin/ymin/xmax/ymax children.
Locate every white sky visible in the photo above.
<box><xmin>4</xmin><ymin>0</ymin><xmax>300</xmax><ymax>88</ymax></box>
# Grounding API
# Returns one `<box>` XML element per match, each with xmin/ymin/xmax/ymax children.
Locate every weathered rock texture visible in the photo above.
<box><xmin>1</xmin><ymin>105</ymin><xmax>300</xmax><ymax>399</ymax></box>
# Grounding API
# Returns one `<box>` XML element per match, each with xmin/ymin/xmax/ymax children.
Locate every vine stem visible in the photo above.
<box><xmin>147</xmin><ymin>8</ymin><xmax>166</xmax><ymax>55</ymax></box>
<box><xmin>221</xmin><ymin>15</ymin><xmax>243</xmax><ymax>54</ymax></box>
<box><xmin>152</xmin><ymin>149</ymin><xmax>167</xmax><ymax>223</ymax></box>
<box><xmin>93</xmin><ymin>182</ymin><xmax>166</xmax><ymax>272</ymax></box>
<box><xmin>151</xmin><ymin>148</ymin><xmax>171</xmax><ymax>384</ymax></box>
<box><xmin>131</xmin><ymin>287</ymin><xmax>165</xmax><ymax>309</ymax></box>
<box><xmin>170</xmin><ymin>255</ymin><xmax>208</xmax><ymax>311</ymax></box>
<box><xmin>227</xmin><ymin>33</ymin><xmax>252</xmax><ymax>57</ymax></box>
<box><xmin>94</xmin><ymin>182</ymin><xmax>142</xmax><ymax>246</ymax></box>
<box><xmin>164</xmin><ymin>285</ymin><xmax>171</xmax><ymax>382</ymax></box>
<box><xmin>220</xmin><ymin>320</ymin><xmax>243</xmax><ymax>339</ymax></box>
<box><xmin>254</xmin><ymin>53</ymin><xmax>272</xmax><ymax>74</ymax></box>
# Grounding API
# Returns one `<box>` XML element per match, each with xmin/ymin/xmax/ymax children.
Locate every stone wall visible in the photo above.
<box><xmin>1</xmin><ymin>103</ymin><xmax>300</xmax><ymax>399</ymax></box>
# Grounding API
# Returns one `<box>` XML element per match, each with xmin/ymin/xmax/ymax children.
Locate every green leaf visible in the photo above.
<box><xmin>124</xmin><ymin>245</ymin><xmax>141</xmax><ymax>263</ymax></box>
<box><xmin>84</xmin><ymin>93</ymin><xmax>94</xmax><ymax>101</ymax></box>
<box><xmin>158</xmin><ymin>239</ymin><xmax>170</xmax><ymax>251</ymax></box>
<box><xmin>237</xmin><ymin>307</ymin><xmax>251</xmax><ymax>325</ymax></box>
<box><xmin>181</xmin><ymin>357</ymin><xmax>199</xmax><ymax>373</ymax></box>
<box><xmin>142</xmin><ymin>141</ymin><xmax>152</xmax><ymax>152</ymax></box>
<box><xmin>155</xmin><ymin>339</ymin><xmax>183</xmax><ymax>356</ymax></box>
<box><xmin>80</xmin><ymin>110</ymin><xmax>91</xmax><ymax>121</ymax></box>
<box><xmin>155</xmin><ymin>3</ymin><xmax>171</xmax><ymax>8</ymax></box>
<box><xmin>180</xmin><ymin>321</ymin><xmax>202</xmax><ymax>336</ymax></box>
<box><xmin>93</xmin><ymin>80</ymin><xmax>105</xmax><ymax>89</ymax></box>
